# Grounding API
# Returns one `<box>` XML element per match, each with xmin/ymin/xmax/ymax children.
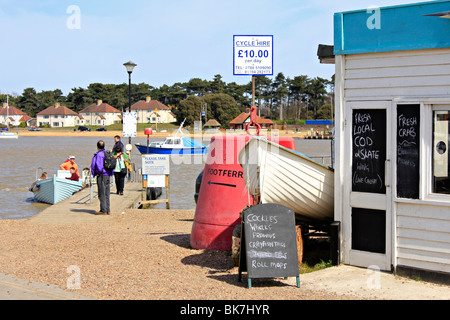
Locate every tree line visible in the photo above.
<box><xmin>0</xmin><ymin>73</ymin><xmax>334</xmax><ymax>127</ymax></box>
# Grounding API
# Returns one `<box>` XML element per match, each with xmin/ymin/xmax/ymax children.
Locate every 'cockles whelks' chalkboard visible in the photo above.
<box><xmin>238</xmin><ymin>203</ymin><xmax>300</xmax><ymax>288</ymax></box>
<box><xmin>352</xmin><ymin>109</ymin><xmax>387</xmax><ymax>194</ymax></box>
<box><xmin>397</xmin><ymin>105</ymin><xmax>420</xmax><ymax>199</ymax></box>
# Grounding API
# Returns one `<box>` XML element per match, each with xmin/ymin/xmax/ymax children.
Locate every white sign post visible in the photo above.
<box><xmin>123</xmin><ymin>112</ymin><xmax>137</xmax><ymax>137</ymax></box>
<box><xmin>142</xmin><ymin>155</ymin><xmax>170</xmax><ymax>175</ymax></box>
<box><xmin>233</xmin><ymin>35</ymin><xmax>273</xmax><ymax>106</ymax></box>
<box><xmin>233</xmin><ymin>35</ymin><xmax>273</xmax><ymax>76</ymax></box>
<box><xmin>141</xmin><ymin>155</ymin><xmax>170</xmax><ymax>208</ymax></box>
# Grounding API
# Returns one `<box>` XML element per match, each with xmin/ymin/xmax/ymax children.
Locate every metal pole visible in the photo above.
<box><xmin>252</xmin><ymin>75</ymin><xmax>255</xmax><ymax>106</ymax></box>
<box><xmin>128</xmin><ymin>72</ymin><xmax>132</xmax><ymax>145</ymax></box>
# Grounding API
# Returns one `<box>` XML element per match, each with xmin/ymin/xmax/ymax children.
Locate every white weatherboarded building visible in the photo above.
<box><xmin>331</xmin><ymin>1</ymin><xmax>450</xmax><ymax>283</ymax></box>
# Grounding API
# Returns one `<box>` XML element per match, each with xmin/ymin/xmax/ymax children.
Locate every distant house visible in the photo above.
<box><xmin>204</xmin><ymin>119</ymin><xmax>221</xmax><ymax>130</ymax></box>
<box><xmin>19</xmin><ymin>115</ymin><xmax>36</xmax><ymax>127</ymax></box>
<box><xmin>36</xmin><ymin>103</ymin><xmax>79</xmax><ymax>127</ymax></box>
<box><xmin>79</xmin><ymin>100</ymin><xmax>122</xmax><ymax>126</ymax></box>
<box><xmin>131</xmin><ymin>96</ymin><xmax>176</xmax><ymax>124</ymax></box>
<box><xmin>229</xmin><ymin>112</ymin><xmax>274</xmax><ymax>130</ymax></box>
<box><xmin>0</xmin><ymin>102</ymin><xmax>29</xmax><ymax>126</ymax></box>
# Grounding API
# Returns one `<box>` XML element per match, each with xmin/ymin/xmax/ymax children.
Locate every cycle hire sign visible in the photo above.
<box><xmin>233</xmin><ymin>35</ymin><xmax>273</xmax><ymax>76</ymax></box>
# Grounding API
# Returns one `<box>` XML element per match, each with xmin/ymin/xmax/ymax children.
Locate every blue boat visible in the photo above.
<box><xmin>135</xmin><ymin>136</ymin><xmax>208</xmax><ymax>155</ymax></box>
<box><xmin>135</xmin><ymin>119</ymin><xmax>208</xmax><ymax>155</ymax></box>
<box><xmin>30</xmin><ymin>175</ymin><xmax>83</xmax><ymax>205</ymax></box>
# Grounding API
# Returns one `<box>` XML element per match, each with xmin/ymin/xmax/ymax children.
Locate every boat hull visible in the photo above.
<box><xmin>239</xmin><ymin>137</ymin><xmax>334</xmax><ymax>222</ymax></box>
<box><xmin>0</xmin><ymin>132</ymin><xmax>18</xmax><ymax>139</ymax></box>
<box><xmin>32</xmin><ymin>176</ymin><xmax>83</xmax><ymax>205</ymax></box>
<box><xmin>135</xmin><ymin>144</ymin><xmax>208</xmax><ymax>155</ymax></box>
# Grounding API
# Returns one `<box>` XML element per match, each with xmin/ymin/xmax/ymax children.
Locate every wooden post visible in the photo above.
<box><xmin>139</xmin><ymin>174</ymin><xmax>170</xmax><ymax>208</ymax></box>
<box><xmin>252</xmin><ymin>75</ymin><xmax>255</xmax><ymax>106</ymax></box>
<box><xmin>165</xmin><ymin>174</ymin><xmax>170</xmax><ymax>209</ymax></box>
<box><xmin>142</xmin><ymin>174</ymin><xmax>147</xmax><ymax>201</ymax></box>
<box><xmin>296</xmin><ymin>225</ymin><xmax>303</xmax><ymax>265</ymax></box>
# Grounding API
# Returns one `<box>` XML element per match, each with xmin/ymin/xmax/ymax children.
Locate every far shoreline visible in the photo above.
<box><xmin>14</xmin><ymin>128</ymin><xmax>310</xmax><ymax>139</ymax></box>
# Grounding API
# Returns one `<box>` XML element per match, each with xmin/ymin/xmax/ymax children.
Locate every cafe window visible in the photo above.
<box><xmin>432</xmin><ymin>110</ymin><xmax>450</xmax><ymax>194</ymax></box>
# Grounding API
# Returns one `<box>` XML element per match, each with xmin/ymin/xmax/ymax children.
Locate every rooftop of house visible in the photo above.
<box><xmin>0</xmin><ymin>103</ymin><xmax>27</xmax><ymax>116</ymax></box>
<box><xmin>36</xmin><ymin>103</ymin><xmax>79</xmax><ymax>116</ymax></box>
<box><xmin>131</xmin><ymin>96</ymin><xmax>170</xmax><ymax>111</ymax></box>
<box><xmin>229</xmin><ymin>112</ymin><xmax>274</xmax><ymax>125</ymax></box>
<box><xmin>204</xmin><ymin>119</ymin><xmax>221</xmax><ymax>127</ymax></box>
<box><xmin>79</xmin><ymin>100</ymin><xmax>122</xmax><ymax>114</ymax></box>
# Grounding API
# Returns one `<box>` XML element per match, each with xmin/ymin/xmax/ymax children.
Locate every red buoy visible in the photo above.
<box><xmin>190</xmin><ymin>134</ymin><xmax>296</xmax><ymax>251</ymax></box>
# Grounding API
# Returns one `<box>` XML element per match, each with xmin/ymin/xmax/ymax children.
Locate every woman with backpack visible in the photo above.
<box><xmin>91</xmin><ymin>140</ymin><xmax>114</xmax><ymax>215</ymax></box>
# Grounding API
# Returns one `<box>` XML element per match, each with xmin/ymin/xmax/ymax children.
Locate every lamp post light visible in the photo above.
<box><xmin>123</xmin><ymin>60</ymin><xmax>137</xmax><ymax>145</ymax></box>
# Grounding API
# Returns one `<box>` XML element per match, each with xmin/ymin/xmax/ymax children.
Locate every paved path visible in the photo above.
<box><xmin>0</xmin><ymin>180</ymin><xmax>145</xmax><ymax>299</ymax></box>
<box><xmin>28</xmin><ymin>181</ymin><xmax>143</xmax><ymax>224</ymax></box>
<box><xmin>0</xmin><ymin>273</ymin><xmax>91</xmax><ymax>300</ymax></box>
<box><xmin>298</xmin><ymin>265</ymin><xmax>450</xmax><ymax>300</ymax></box>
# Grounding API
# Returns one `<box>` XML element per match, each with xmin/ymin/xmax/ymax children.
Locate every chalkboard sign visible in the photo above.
<box><xmin>352</xmin><ymin>109</ymin><xmax>386</xmax><ymax>194</ymax></box>
<box><xmin>397</xmin><ymin>104</ymin><xmax>420</xmax><ymax>199</ymax></box>
<box><xmin>238</xmin><ymin>203</ymin><xmax>299</xmax><ymax>288</ymax></box>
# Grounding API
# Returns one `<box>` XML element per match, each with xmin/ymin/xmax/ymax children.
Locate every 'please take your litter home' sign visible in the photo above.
<box><xmin>233</xmin><ymin>35</ymin><xmax>273</xmax><ymax>76</ymax></box>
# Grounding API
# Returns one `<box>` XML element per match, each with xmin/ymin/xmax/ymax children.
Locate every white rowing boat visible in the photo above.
<box><xmin>238</xmin><ymin>137</ymin><xmax>334</xmax><ymax>222</ymax></box>
<box><xmin>30</xmin><ymin>170</ymin><xmax>83</xmax><ymax>205</ymax></box>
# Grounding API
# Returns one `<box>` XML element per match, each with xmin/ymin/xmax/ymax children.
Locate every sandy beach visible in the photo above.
<box><xmin>16</xmin><ymin>128</ymin><xmax>309</xmax><ymax>139</ymax></box>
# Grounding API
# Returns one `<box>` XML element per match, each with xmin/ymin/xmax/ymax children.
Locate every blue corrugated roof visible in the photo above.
<box><xmin>334</xmin><ymin>0</ymin><xmax>450</xmax><ymax>55</ymax></box>
<box><xmin>182</xmin><ymin>136</ymin><xmax>207</xmax><ymax>148</ymax></box>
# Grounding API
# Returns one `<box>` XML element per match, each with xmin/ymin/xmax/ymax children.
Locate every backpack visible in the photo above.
<box><xmin>102</xmin><ymin>150</ymin><xmax>116</xmax><ymax>170</ymax></box>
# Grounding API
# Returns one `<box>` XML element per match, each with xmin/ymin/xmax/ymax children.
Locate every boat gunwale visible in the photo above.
<box><xmin>241</xmin><ymin>136</ymin><xmax>334</xmax><ymax>172</ymax></box>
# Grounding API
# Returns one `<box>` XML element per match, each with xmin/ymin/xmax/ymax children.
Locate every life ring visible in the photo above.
<box><xmin>245</xmin><ymin>122</ymin><xmax>261</xmax><ymax>136</ymax></box>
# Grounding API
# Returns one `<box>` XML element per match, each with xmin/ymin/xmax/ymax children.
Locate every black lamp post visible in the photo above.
<box><xmin>123</xmin><ymin>60</ymin><xmax>137</xmax><ymax>145</ymax></box>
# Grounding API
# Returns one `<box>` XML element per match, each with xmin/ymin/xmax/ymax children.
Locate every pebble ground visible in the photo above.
<box><xmin>0</xmin><ymin>209</ymin><xmax>358</xmax><ymax>300</ymax></box>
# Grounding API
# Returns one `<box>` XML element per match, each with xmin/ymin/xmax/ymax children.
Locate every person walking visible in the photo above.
<box><xmin>91</xmin><ymin>140</ymin><xmax>113</xmax><ymax>215</ymax></box>
<box><xmin>113</xmin><ymin>145</ymin><xmax>129</xmax><ymax>195</ymax></box>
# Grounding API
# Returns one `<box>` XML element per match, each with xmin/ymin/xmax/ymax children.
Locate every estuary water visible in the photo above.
<box><xmin>0</xmin><ymin>136</ymin><xmax>331</xmax><ymax>220</ymax></box>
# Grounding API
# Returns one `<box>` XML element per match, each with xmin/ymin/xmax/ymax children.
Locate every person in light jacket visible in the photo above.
<box><xmin>113</xmin><ymin>145</ymin><xmax>130</xmax><ymax>195</ymax></box>
<box><xmin>91</xmin><ymin>140</ymin><xmax>113</xmax><ymax>215</ymax></box>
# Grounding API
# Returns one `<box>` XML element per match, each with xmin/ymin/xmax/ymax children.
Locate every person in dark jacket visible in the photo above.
<box><xmin>113</xmin><ymin>135</ymin><xmax>124</xmax><ymax>152</ymax></box>
<box><xmin>65</xmin><ymin>167</ymin><xmax>79</xmax><ymax>181</ymax></box>
<box><xmin>91</xmin><ymin>140</ymin><xmax>113</xmax><ymax>215</ymax></box>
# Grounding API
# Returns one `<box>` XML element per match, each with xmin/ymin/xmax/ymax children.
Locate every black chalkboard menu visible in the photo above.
<box><xmin>352</xmin><ymin>109</ymin><xmax>387</xmax><ymax>194</ymax></box>
<box><xmin>238</xmin><ymin>203</ymin><xmax>299</xmax><ymax>288</ymax></box>
<box><xmin>397</xmin><ymin>104</ymin><xmax>420</xmax><ymax>199</ymax></box>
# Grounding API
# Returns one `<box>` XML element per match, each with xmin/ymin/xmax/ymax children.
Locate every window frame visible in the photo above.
<box><xmin>425</xmin><ymin>103</ymin><xmax>450</xmax><ymax>202</ymax></box>
<box><xmin>392</xmin><ymin>99</ymin><xmax>450</xmax><ymax>205</ymax></box>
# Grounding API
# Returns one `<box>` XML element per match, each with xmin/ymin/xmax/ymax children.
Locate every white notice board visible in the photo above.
<box><xmin>142</xmin><ymin>155</ymin><xmax>170</xmax><ymax>175</ymax></box>
<box><xmin>233</xmin><ymin>35</ymin><xmax>273</xmax><ymax>76</ymax></box>
<box><xmin>123</xmin><ymin>112</ymin><xmax>137</xmax><ymax>137</ymax></box>
<box><xmin>146</xmin><ymin>175</ymin><xmax>166</xmax><ymax>188</ymax></box>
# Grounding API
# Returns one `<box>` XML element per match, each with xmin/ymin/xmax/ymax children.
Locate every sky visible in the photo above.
<box><xmin>0</xmin><ymin>0</ymin><xmax>431</xmax><ymax>96</ymax></box>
